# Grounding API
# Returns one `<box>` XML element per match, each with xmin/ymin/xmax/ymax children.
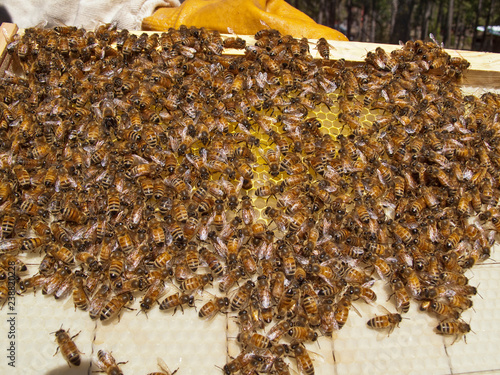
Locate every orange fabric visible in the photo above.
<box><xmin>142</xmin><ymin>0</ymin><xmax>348</xmax><ymax>41</ymax></box>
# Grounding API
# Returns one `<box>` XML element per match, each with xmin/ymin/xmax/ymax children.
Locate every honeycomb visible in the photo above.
<box><xmin>1</xmin><ymin>24</ymin><xmax>500</xmax><ymax>375</ymax></box>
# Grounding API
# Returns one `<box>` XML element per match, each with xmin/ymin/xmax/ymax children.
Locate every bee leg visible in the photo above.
<box><xmin>70</xmin><ymin>331</ymin><xmax>81</xmax><ymax>340</ymax></box>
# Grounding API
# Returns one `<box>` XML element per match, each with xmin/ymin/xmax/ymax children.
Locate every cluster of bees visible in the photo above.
<box><xmin>0</xmin><ymin>23</ymin><xmax>499</xmax><ymax>374</ymax></box>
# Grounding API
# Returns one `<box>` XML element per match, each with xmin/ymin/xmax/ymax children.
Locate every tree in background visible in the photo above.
<box><xmin>285</xmin><ymin>0</ymin><xmax>500</xmax><ymax>51</ymax></box>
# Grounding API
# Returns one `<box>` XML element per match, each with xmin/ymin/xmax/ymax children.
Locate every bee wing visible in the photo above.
<box><xmin>43</xmin><ymin>273</ymin><xmax>63</xmax><ymax>296</ymax></box>
<box><xmin>258</xmin><ymin>148</ymin><xmax>270</xmax><ymax>164</ymax></box>
<box><xmin>257</xmin><ymin>241</ymin><xmax>273</xmax><ymax>260</ymax></box>
<box><xmin>214</xmin><ymin>236</ymin><xmax>228</xmax><ymax>259</ymax></box>
<box><xmin>324</xmin><ymin>165</ymin><xmax>341</xmax><ymax>183</ymax></box>
<box><xmin>317</xmin><ymin>75</ymin><xmax>337</xmax><ymax>93</ymax></box>
<box><xmin>235</xmin><ymin>176</ymin><xmax>244</xmax><ymax>194</ymax></box>
<box><xmin>157</xmin><ymin>357</ymin><xmax>178</xmax><ymax>375</ymax></box>
<box><xmin>237</xmin><ymin>122</ymin><xmax>252</xmax><ymax>135</ymax></box>
<box><xmin>54</xmin><ymin>276</ymin><xmax>73</xmax><ymax>299</ymax></box>
<box><xmin>3</xmin><ymin>28</ymin><xmax>19</xmax><ymax>49</ymax></box>
<box><xmin>72</xmin><ymin>222</ymin><xmax>97</xmax><ymax>242</ymax></box>
<box><xmin>219</xmin><ymin>220</ymin><xmax>235</xmax><ymax>239</ymax></box>
<box><xmin>255</xmin><ymin>72</ymin><xmax>267</xmax><ymax>88</ymax></box>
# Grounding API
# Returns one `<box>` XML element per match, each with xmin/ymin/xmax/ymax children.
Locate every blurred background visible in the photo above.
<box><xmin>286</xmin><ymin>0</ymin><xmax>500</xmax><ymax>51</ymax></box>
<box><xmin>1</xmin><ymin>0</ymin><xmax>499</xmax><ymax>52</ymax></box>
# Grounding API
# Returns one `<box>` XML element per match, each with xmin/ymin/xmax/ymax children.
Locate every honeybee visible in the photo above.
<box><xmin>42</xmin><ymin>266</ymin><xmax>72</xmax><ymax>296</ymax></box>
<box><xmin>96</xmin><ymin>350</ymin><xmax>125</xmax><ymax>375</ymax></box>
<box><xmin>260</xmin><ymin>147</ymin><xmax>281</xmax><ymax>177</ymax></box>
<box><xmin>238</xmin><ymin>247</ymin><xmax>257</xmax><ymax>275</ymax></box>
<box><xmin>435</xmin><ymin>320</ymin><xmax>471</xmax><ymax>343</ymax></box>
<box><xmin>147</xmin><ymin>357</ymin><xmax>179</xmax><ymax>375</ymax></box>
<box><xmin>99</xmin><ymin>291</ymin><xmax>134</xmax><ymax>322</ymax></box>
<box><xmin>391</xmin><ymin>278</ymin><xmax>410</xmax><ymax>314</ymax></box>
<box><xmin>179</xmin><ymin>273</ymin><xmax>212</xmax><ymax>292</ymax></box>
<box><xmin>292</xmin><ymin>342</ymin><xmax>314</xmax><ymax>375</ymax></box>
<box><xmin>390</xmin><ymin>222</ymin><xmax>413</xmax><ymax>245</ymax></box>
<box><xmin>420</xmin><ymin>300</ymin><xmax>460</xmax><ymax>320</ymax></box>
<box><xmin>367</xmin><ymin>312</ymin><xmax>402</xmax><ymax>334</ymax></box>
<box><xmin>13</xmin><ymin>165</ymin><xmax>31</xmax><ymax>188</ymax></box>
<box><xmin>219</xmin><ymin>267</ymin><xmax>245</xmax><ymax>293</ymax></box>
<box><xmin>159</xmin><ymin>292</ymin><xmax>195</xmax><ymax>314</ymax></box>
<box><xmin>240</xmin><ymin>196</ymin><xmax>256</xmax><ymax>226</ymax></box>
<box><xmin>260</xmin><ymin>54</ymin><xmax>280</xmax><ymax>75</ymax></box>
<box><xmin>287</xmin><ymin>326</ymin><xmax>318</xmax><ymax>342</ymax></box>
<box><xmin>198</xmin><ymin>296</ymin><xmax>229</xmax><ymax>319</ymax></box>
<box><xmin>53</xmin><ymin>328</ymin><xmax>82</xmax><ymax>367</ymax></box>
<box><xmin>0</xmin><ymin>213</ymin><xmax>16</xmax><ymax>239</ymax></box>
<box><xmin>238</xmin><ymin>330</ymin><xmax>272</xmax><ymax>349</ymax></box>
<box><xmin>276</xmin><ymin>287</ymin><xmax>299</xmax><ymax>320</ymax></box>
<box><xmin>255</xmin><ymin>182</ymin><xmax>282</xmax><ymax>198</ymax></box>
<box><xmin>0</xmin><ymin>181</ymin><xmax>12</xmax><ymax>204</ymax></box>
<box><xmin>140</xmin><ymin>277</ymin><xmax>166</xmax><ymax>313</ymax></box>
<box><xmin>231</xmin><ymin>280</ymin><xmax>255</xmax><ymax>311</ymax></box>
<box><xmin>316</xmin><ymin>37</ymin><xmax>332</xmax><ymax>59</ymax></box>
<box><xmin>200</xmin><ymin>247</ymin><xmax>224</xmax><ymax>277</ymax></box>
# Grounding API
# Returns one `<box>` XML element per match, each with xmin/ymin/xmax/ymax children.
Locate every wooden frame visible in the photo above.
<box><xmin>2</xmin><ymin>22</ymin><xmax>500</xmax><ymax>90</ymax></box>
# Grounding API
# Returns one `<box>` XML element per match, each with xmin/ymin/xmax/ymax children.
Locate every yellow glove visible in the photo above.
<box><xmin>142</xmin><ymin>0</ymin><xmax>348</xmax><ymax>41</ymax></box>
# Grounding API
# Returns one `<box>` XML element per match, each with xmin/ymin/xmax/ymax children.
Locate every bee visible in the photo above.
<box><xmin>260</xmin><ymin>54</ymin><xmax>280</xmax><ymax>75</ymax></box>
<box><xmin>219</xmin><ymin>267</ymin><xmax>245</xmax><ymax>293</ymax></box>
<box><xmin>179</xmin><ymin>274</ymin><xmax>212</xmax><ymax>292</ymax></box>
<box><xmin>100</xmin><ymin>292</ymin><xmax>134</xmax><ymax>322</ymax></box>
<box><xmin>53</xmin><ymin>328</ymin><xmax>82</xmax><ymax>367</ymax></box>
<box><xmin>445</xmin><ymin>228</ymin><xmax>463</xmax><ymax>250</ymax></box>
<box><xmin>211</xmin><ymin>199</ymin><xmax>226</xmax><ymax>232</ymax></box>
<box><xmin>47</xmin><ymin>245</ymin><xmax>74</xmax><ymax>265</ymax></box>
<box><xmin>255</xmin><ymin>182</ymin><xmax>282</xmax><ymax>198</ymax></box>
<box><xmin>420</xmin><ymin>300</ymin><xmax>460</xmax><ymax>320</ymax></box>
<box><xmin>287</xmin><ymin>325</ymin><xmax>318</xmax><ymax>343</ymax></box>
<box><xmin>61</xmin><ymin>204</ymin><xmax>87</xmax><ymax>225</ymax></box>
<box><xmin>230</xmin><ymin>280</ymin><xmax>255</xmax><ymax>311</ymax></box>
<box><xmin>316</xmin><ymin>37</ymin><xmax>332</xmax><ymax>59</ymax></box>
<box><xmin>367</xmin><ymin>312</ymin><xmax>402</xmax><ymax>334</ymax></box>
<box><xmin>199</xmin><ymin>246</ymin><xmax>224</xmax><ymax>277</ymax></box>
<box><xmin>240</xmin><ymin>196</ymin><xmax>256</xmax><ymax>226</ymax></box>
<box><xmin>85</xmin><ymin>283</ymin><xmax>110</xmax><ymax>320</ymax></box>
<box><xmin>13</xmin><ymin>165</ymin><xmax>31</xmax><ymax>188</ymax></box>
<box><xmin>238</xmin><ymin>330</ymin><xmax>272</xmax><ymax>349</ymax></box>
<box><xmin>198</xmin><ymin>296</ymin><xmax>229</xmax><ymax>320</ymax></box>
<box><xmin>391</xmin><ymin>278</ymin><xmax>410</xmax><ymax>314</ymax></box>
<box><xmin>140</xmin><ymin>277</ymin><xmax>166</xmax><ymax>313</ymax></box>
<box><xmin>276</xmin><ymin>287</ymin><xmax>299</xmax><ymax>320</ymax></box>
<box><xmin>446</xmin><ymin>293</ymin><xmax>473</xmax><ymax>310</ymax></box>
<box><xmin>0</xmin><ymin>181</ymin><xmax>12</xmax><ymax>204</ymax></box>
<box><xmin>238</xmin><ymin>247</ymin><xmax>257</xmax><ymax>276</ymax></box>
<box><xmin>183</xmin><ymin>243</ymin><xmax>200</xmax><ymax>272</ymax></box>
<box><xmin>292</xmin><ymin>342</ymin><xmax>314</xmax><ymax>375</ymax></box>
<box><xmin>96</xmin><ymin>350</ymin><xmax>125</xmax><ymax>375</ymax></box>
<box><xmin>42</xmin><ymin>266</ymin><xmax>72</xmax><ymax>297</ymax></box>
<box><xmin>115</xmin><ymin>226</ymin><xmax>135</xmax><ymax>254</ymax></box>
<box><xmin>148</xmin><ymin>219</ymin><xmax>166</xmax><ymax>246</ymax></box>
<box><xmin>147</xmin><ymin>357</ymin><xmax>179</xmax><ymax>375</ymax></box>
<box><xmin>158</xmin><ymin>292</ymin><xmax>195</xmax><ymax>315</ymax></box>
<box><xmin>365</xmin><ymin>254</ymin><xmax>393</xmax><ymax>280</ymax></box>
<box><xmin>108</xmin><ymin>250</ymin><xmax>125</xmax><ymax>281</ymax></box>
<box><xmin>106</xmin><ymin>189</ymin><xmax>121</xmax><ymax>216</ymax></box>
<box><xmin>260</xmin><ymin>147</ymin><xmax>281</xmax><ymax>177</ymax></box>
<box><xmin>391</xmin><ymin>222</ymin><xmax>413</xmax><ymax>245</ymax></box>
<box><xmin>0</xmin><ymin>213</ymin><xmax>16</xmax><ymax>238</ymax></box>
<box><xmin>435</xmin><ymin>320</ymin><xmax>471</xmax><ymax>343</ymax></box>
<box><xmin>342</xmin><ymin>70</ymin><xmax>359</xmax><ymax>100</ymax></box>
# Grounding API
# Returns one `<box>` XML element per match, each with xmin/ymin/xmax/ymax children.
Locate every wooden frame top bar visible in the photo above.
<box><xmin>1</xmin><ymin>22</ymin><xmax>499</xmax><ymax>90</ymax></box>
